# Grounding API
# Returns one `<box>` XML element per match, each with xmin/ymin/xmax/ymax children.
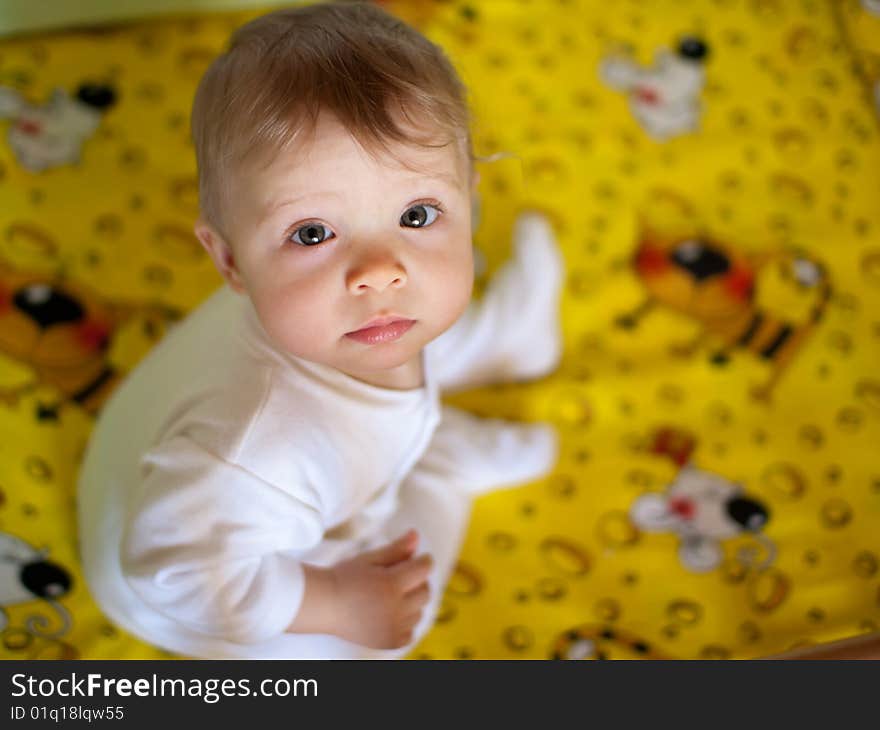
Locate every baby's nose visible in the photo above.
<box><xmin>346</xmin><ymin>255</ymin><xmax>407</xmax><ymax>293</ymax></box>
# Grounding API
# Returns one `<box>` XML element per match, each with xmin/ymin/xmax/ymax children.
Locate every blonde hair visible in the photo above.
<box><xmin>191</xmin><ymin>1</ymin><xmax>473</xmax><ymax>235</ymax></box>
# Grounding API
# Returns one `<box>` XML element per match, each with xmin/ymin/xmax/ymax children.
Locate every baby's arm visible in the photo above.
<box><xmin>123</xmin><ymin>434</ymin><xmax>324</xmax><ymax>644</ymax></box>
<box><xmin>123</xmin><ymin>435</ymin><xmax>431</xmax><ymax>649</ymax></box>
<box><xmin>287</xmin><ymin>530</ymin><xmax>432</xmax><ymax>650</ymax></box>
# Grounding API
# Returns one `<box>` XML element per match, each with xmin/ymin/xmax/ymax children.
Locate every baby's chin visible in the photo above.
<box><xmin>266</xmin><ymin>328</ymin><xmax>423</xmax><ymax>370</ymax></box>
<box><xmin>338</xmin><ymin>339</ymin><xmax>422</xmax><ymax>370</ymax></box>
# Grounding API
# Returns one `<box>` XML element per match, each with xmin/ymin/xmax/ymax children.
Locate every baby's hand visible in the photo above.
<box><xmin>330</xmin><ymin>529</ymin><xmax>433</xmax><ymax>650</ymax></box>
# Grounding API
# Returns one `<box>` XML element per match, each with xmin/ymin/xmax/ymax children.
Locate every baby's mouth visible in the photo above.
<box><xmin>344</xmin><ymin>317</ymin><xmax>416</xmax><ymax>345</ymax></box>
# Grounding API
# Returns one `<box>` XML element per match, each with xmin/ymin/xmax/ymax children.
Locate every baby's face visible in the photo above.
<box><xmin>205</xmin><ymin>112</ymin><xmax>474</xmax><ymax>387</ymax></box>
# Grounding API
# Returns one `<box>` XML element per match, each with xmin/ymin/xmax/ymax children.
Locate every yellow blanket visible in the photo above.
<box><xmin>0</xmin><ymin>0</ymin><xmax>877</xmax><ymax>660</ymax></box>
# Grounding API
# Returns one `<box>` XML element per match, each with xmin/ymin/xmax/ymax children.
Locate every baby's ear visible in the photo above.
<box><xmin>193</xmin><ymin>219</ymin><xmax>246</xmax><ymax>294</ymax></box>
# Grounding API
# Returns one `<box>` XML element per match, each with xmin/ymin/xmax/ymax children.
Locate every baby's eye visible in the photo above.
<box><xmin>289</xmin><ymin>222</ymin><xmax>335</xmax><ymax>246</ymax></box>
<box><xmin>400</xmin><ymin>203</ymin><xmax>441</xmax><ymax>229</ymax></box>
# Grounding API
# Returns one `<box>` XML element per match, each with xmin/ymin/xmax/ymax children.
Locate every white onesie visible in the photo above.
<box><xmin>77</xmin><ymin>213</ymin><xmax>563</xmax><ymax>659</ymax></box>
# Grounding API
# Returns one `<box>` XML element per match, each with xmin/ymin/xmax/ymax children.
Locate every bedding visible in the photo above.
<box><xmin>0</xmin><ymin>0</ymin><xmax>877</xmax><ymax>660</ymax></box>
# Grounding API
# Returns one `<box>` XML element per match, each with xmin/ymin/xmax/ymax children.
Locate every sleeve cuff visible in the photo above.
<box><xmin>240</xmin><ymin>552</ymin><xmax>306</xmax><ymax>645</ymax></box>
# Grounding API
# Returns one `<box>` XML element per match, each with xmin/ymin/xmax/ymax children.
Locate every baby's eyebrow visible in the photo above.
<box><xmin>262</xmin><ymin>190</ymin><xmax>341</xmax><ymax>220</ymax></box>
<box><xmin>261</xmin><ymin>172</ymin><xmax>461</xmax><ymax>221</ymax></box>
<box><xmin>400</xmin><ymin>171</ymin><xmax>461</xmax><ymax>188</ymax></box>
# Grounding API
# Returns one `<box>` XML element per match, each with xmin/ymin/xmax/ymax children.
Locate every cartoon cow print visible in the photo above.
<box><xmin>629</xmin><ymin>428</ymin><xmax>775</xmax><ymax>573</ymax></box>
<box><xmin>0</xmin><ymin>82</ymin><xmax>117</xmax><ymax>172</ymax></box>
<box><xmin>0</xmin><ymin>531</ymin><xmax>73</xmax><ymax>638</ymax></box>
<box><xmin>600</xmin><ymin>36</ymin><xmax>709</xmax><ymax>141</ymax></box>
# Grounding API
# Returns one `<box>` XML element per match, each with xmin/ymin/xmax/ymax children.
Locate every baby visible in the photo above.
<box><xmin>77</xmin><ymin>1</ymin><xmax>564</xmax><ymax>659</ymax></box>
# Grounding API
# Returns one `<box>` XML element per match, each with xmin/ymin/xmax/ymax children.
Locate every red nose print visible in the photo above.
<box><xmin>17</xmin><ymin>119</ymin><xmax>42</xmax><ymax>135</ymax></box>
<box><xmin>725</xmin><ymin>266</ymin><xmax>754</xmax><ymax>301</ymax></box>
<box><xmin>634</xmin><ymin>86</ymin><xmax>661</xmax><ymax>105</ymax></box>
<box><xmin>636</xmin><ymin>245</ymin><xmax>668</xmax><ymax>276</ymax></box>
<box><xmin>669</xmin><ymin>497</ymin><xmax>695</xmax><ymax>520</ymax></box>
<box><xmin>76</xmin><ymin>321</ymin><xmax>110</xmax><ymax>351</ymax></box>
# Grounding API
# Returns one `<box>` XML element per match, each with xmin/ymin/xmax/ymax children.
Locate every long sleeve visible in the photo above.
<box><xmin>120</xmin><ymin>434</ymin><xmax>325</xmax><ymax>645</ymax></box>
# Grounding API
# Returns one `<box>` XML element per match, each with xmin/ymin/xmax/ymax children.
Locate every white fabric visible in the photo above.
<box><xmin>77</xmin><ymin>215</ymin><xmax>562</xmax><ymax>658</ymax></box>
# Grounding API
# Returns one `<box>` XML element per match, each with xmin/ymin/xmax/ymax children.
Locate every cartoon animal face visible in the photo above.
<box><xmin>0</xmin><ymin>259</ymin><xmax>119</xmax><ymax>382</ymax></box>
<box><xmin>0</xmin><ymin>84</ymin><xmax>116</xmax><ymax>172</ymax></box>
<box><xmin>643</xmin><ymin>47</ymin><xmax>706</xmax><ymax>106</ymax></box>
<box><xmin>620</xmin><ymin>222</ymin><xmax>830</xmax><ymax>401</ymax></box>
<box><xmin>0</xmin><ymin>532</ymin><xmax>73</xmax><ymax>641</ymax></box>
<box><xmin>631</xmin><ymin>464</ymin><xmax>772</xmax><ymax>573</ymax></box>
<box><xmin>634</xmin><ymin>233</ymin><xmax>756</xmax><ymax>322</ymax></box>
<box><xmin>0</xmin><ymin>256</ymin><xmax>181</xmax><ymax>414</ymax></box>
<box><xmin>0</xmin><ymin>277</ymin><xmax>112</xmax><ymax>367</ymax></box>
<box><xmin>600</xmin><ymin>37</ymin><xmax>708</xmax><ymax>140</ymax></box>
<box><xmin>633</xmin><ymin>465</ymin><xmax>768</xmax><ymax>540</ymax></box>
<box><xmin>0</xmin><ymin>532</ymin><xmax>71</xmax><ymax>607</ymax></box>
<box><xmin>550</xmin><ymin>624</ymin><xmax>669</xmax><ymax>660</ymax></box>
<box><xmin>602</xmin><ymin>38</ymin><xmax>708</xmax><ymax>103</ymax></box>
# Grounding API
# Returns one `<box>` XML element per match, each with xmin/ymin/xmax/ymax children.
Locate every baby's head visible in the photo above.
<box><xmin>191</xmin><ymin>1</ymin><xmax>478</xmax><ymax>386</ymax></box>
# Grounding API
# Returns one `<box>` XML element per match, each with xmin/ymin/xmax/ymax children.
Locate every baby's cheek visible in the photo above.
<box><xmin>431</xmin><ymin>258</ymin><xmax>473</xmax><ymax>329</ymax></box>
<box><xmin>255</xmin><ymin>288</ymin><xmax>331</xmax><ymax>356</ymax></box>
